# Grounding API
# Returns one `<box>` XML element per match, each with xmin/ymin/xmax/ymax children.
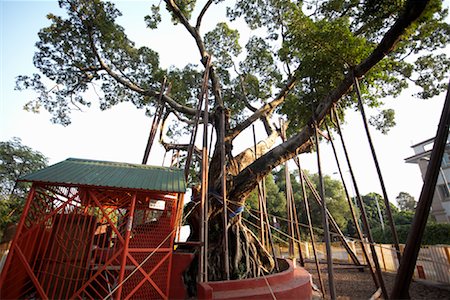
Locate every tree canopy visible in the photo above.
<box><xmin>396</xmin><ymin>191</ymin><xmax>417</xmax><ymax>211</ymax></box>
<box><xmin>17</xmin><ymin>1</ymin><xmax>450</xmax><ymax>185</ymax></box>
<box><xmin>0</xmin><ymin>138</ymin><xmax>48</xmax><ymax>241</ymax></box>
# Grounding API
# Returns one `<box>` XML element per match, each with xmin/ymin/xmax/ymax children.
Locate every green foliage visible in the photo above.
<box><xmin>361</xmin><ymin>192</ymin><xmax>390</xmax><ymax>230</ymax></box>
<box><xmin>360</xmin><ymin>191</ymin><xmax>448</xmax><ymax>245</ymax></box>
<box><xmin>369</xmin><ymin>108</ymin><xmax>396</xmax><ymax>134</ymax></box>
<box><xmin>204</xmin><ymin>22</ymin><xmax>241</xmax><ymax>70</ymax></box>
<box><xmin>227</xmin><ymin>0</ymin><xmax>295</xmax><ymax>32</ymax></box>
<box><xmin>372</xmin><ymin>223</ymin><xmax>450</xmax><ymax>245</ymax></box>
<box><xmin>145</xmin><ymin>5</ymin><xmax>162</xmax><ymax>29</ymax></box>
<box><xmin>0</xmin><ymin>138</ymin><xmax>48</xmax><ymax>240</ymax></box>
<box><xmin>280</xmin><ymin>12</ymin><xmax>373</xmax><ymax>134</ymax></box>
<box><xmin>166</xmin><ymin>64</ymin><xmax>203</xmax><ymax>107</ymax></box>
<box><xmin>413</xmin><ymin>53</ymin><xmax>450</xmax><ymax>99</ymax></box>
<box><xmin>239</xmin><ymin>37</ymin><xmax>282</xmax><ymax>100</ymax></box>
<box><xmin>396</xmin><ymin>191</ymin><xmax>417</xmax><ymax>212</ymax></box>
<box><xmin>16</xmin><ymin>0</ymin><xmax>162</xmax><ymax>125</ymax></box>
<box><xmin>393</xmin><ymin>210</ymin><xmax>414</xmax><ymax>225</ymax></box>
<box><xmin>272</xmin><ymin>167</ymin><xmax>351</xmax><ymax>240</ymax></box>
<box><xmin>15</xmin><ymin>0</ymin><xmax>450</xmax><ymax>136</ymax></box>
<box><xmin>167</xmin><ymin>0</ymin><xmax>197</xmax><ymax>23</ymax></box>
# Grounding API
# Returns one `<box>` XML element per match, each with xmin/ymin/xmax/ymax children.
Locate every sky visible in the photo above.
<box><xmin>1</xmin><ymin>0</ymin><xmax>449</xmax><ymax>206</ymax></box>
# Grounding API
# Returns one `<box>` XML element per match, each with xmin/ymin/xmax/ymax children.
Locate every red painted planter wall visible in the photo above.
<box><xmin>197</xmin><ymin>258</ymin><xmax>312</xmax><ymax>300</ymax></box>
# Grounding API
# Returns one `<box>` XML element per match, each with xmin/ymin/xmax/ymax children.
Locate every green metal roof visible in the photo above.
<box><xmin>20</xmin><ymin>158</ymin><xmax>186</xmax><ymax>193</ymax></box>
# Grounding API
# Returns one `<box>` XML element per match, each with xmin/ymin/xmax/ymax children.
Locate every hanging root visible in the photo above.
<box><xmin>182</xmin><ymin>199</ymin><xmax>276</xmax><ymax>286</ymax></box>
<box><xmin>208</xmin><ymin>218</ymin><xmax>275</xmax><ymax>280</ymax></box>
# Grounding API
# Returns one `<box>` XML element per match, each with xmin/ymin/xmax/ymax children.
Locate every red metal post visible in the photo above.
<box><xmin>116</xmin><ymin>192</ymin><xmax>137</xmax><ymax>299</ymax></box>
<box><xmin>14</xmin><ymin>246</ymin><xmax>47</xmax><ymax>298</ymax></box>
<box><xmin>0</xmin><ymin>184</ymin><xmax>36</xmax><ymax>288</ymax></box>
<box><xmin>167</xmin><ymin>194</ymin><xmax>184</xmax><ymax>295</ymax></box>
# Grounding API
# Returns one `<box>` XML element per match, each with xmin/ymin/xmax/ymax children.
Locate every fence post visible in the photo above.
<box><xmin>416</xmin><ymin>265</ymin><xmax>426</xmax><ymax>279</ymax></box>
<box><xmin>349</xmin><ymin>241</ymin><xmax>356</xmax><ymax>264</ymax></box>
<box><xmin>445</xmin><ymin>246</ymin><xmax>450</xmax><ymax>264</ymax></box>
<box><xmin>304</xmin><ymin>242</ymin><xmax>310</xmax><ymax>260</ymax></box>
<box><xmin>379</xmin><ymin>244</ymin><xmax>386</xmax><ymax>272</ymax></box>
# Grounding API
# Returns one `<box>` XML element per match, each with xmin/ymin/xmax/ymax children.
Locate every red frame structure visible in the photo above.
<box><xmin>0</xmin><ymin>182</ymin><xmax>184</xmax><ymax>299</ymax></box>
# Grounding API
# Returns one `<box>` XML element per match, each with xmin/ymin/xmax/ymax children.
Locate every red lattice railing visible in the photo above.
<box><xmin>0</xmin><ymin>184</ymin><xmax>182</xmax><ymax>300</ymax></box>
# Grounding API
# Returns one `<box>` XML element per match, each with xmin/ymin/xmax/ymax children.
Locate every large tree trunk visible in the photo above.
<box><xmin>181</xmin><ymin>185</ymin><xmax>275</xmax><ymax>296</ymax></box>
<box><xmin>178</xmin><ymin>0</ymin><xmax>431</xmax><ymax>292</ymax></box>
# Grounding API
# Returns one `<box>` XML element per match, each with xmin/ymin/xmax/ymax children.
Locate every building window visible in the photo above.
<box><xmin>442</xmin><ymin>152</ymin><xmax>450</xmax><ymax>168</ymax></box>
<box><xmin>437</xmin><ymin>184</ymin><xmax>450</xmax><ymax>201</ymax></box>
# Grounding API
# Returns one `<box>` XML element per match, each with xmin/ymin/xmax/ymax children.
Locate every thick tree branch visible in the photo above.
<box><xmin>228</xmin><ymin>128</ymin><xmax>281</xmax><ymax>177</ymax></box>
<box><xmin>228</xmin><ymin>0</ymin><xmax>431</xmax><ymax>203</ymax></box>
<box><xmin>154</xmin><ymin>92</ymin><xmax>198</xmax><ymax>116</ymax></box>
<box><xmin>164</xmin><ymin>0</ymin><xmax>224</xmax><ymax>108</ymax></box>
<box><xmin>162</xmin><ymin>142</ymin><xmax>201</xmax><ymax>154</ymax></box>
<box><xmin>165</xmin><ymin>0</ymin><xmax>200</xmax><ymax>50</ymax></box>
<box><xmin>88</xmin><ymin>29</ymin><xmax>146</xmax><ymax>95</ymax></box>
<box><xmin>94</xmin><ymin>45</ymin><xmax>198</xmax><ymax>116</ymax></box>
<box><xmin>87</xmin><ymin>21</ymin><xmax>199</xmax><ymax>117</ymax></box>
<box><xmin>261</xmin><ymin>115</ymin><xmax>275</xmax><ymax>136</ymax></box>
<box><xmin>228</xmin><ymin>74</ymin><xmax>298</xmax><ymax>141</ymax></box>
<box><xmin>196</xmin><ymin>0</ymin><xmax>214</xmax><ymax>30</ymax></box>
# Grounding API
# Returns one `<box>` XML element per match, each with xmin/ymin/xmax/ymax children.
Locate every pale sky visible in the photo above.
<box><xmin>1</xmin><ymin>0</ymin><xmax>449</xmax><ymax>206</ymax></box>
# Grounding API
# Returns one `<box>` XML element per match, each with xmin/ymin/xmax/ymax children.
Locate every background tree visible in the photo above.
<box><xmin>361</xmin><ymin>192</ymin><xmax>387</xmax><ymax>230</ymax></box>
<box><xmin>273</xmin><ymin>167</ymin><xmax>351</xmax><ymax>240</ymax></box>
<box><xmin>0</xmin><ymin>138</ymin><xmax>48</xmax><ymax>241</ymax></box>
<box><xmin>244</xmin><ymin>172</ymin><xmax>286</xmax><ymax>242</ymax></box>
<box><xmin>14</xmin><ymin>0</ymin><xmax>450</xmax><ymax>281</ymax></box>
<box><xmin>396</xmin><ymin>191</ymin><xmax>417</xmax><ymax>211</ymax></box>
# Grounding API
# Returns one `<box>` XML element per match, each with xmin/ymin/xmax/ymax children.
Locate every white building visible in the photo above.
<box><xmin>405</xmin><ymin>136</ymin><xmax>450</xmax><ymax>223</ymax></box>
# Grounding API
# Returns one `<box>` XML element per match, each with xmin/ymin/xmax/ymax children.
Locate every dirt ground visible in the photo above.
<box><xmin>304</xmin><ymin>262</ymin><xmax>450</xmax><ymax>299</ymax></box>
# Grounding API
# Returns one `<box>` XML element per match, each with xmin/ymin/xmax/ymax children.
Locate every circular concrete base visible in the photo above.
<box><xmin>197</xmin><ymin>258</ymin><xmax>312</xmax><ymax>300</ymax></box>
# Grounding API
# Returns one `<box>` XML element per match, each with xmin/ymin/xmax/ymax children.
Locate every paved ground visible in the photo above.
<box><xmin>304</xmin><ymin>262</ymin><xmax>450</xmax><ymax>299</ymax></box>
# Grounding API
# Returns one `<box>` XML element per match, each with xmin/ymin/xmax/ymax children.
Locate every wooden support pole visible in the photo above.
<box><xmin>252</xmin><ymin>125</ymin><xmax>279</xmax><ymax>271</ymax></box>
<box><xmin>252</xmin><ymin>125</ymin><xmax>265</xmax><ymax>246</ymax></box>
<box><xmin>326</xmin><ymin>120</ymin><xmax>379</xmax><ymax>286</ymax></box>
<box><xmin>220</xmin><ymin>107</ymin><xmax>230</xmax><ymax>280</ymax></box>
<box><xmin>285</xmin><ymin>159</ymin><xmax>296</xmax><ymax>257</ymax></box>
<box><xmin>201</xmin><ymin>76</ymin><xmax>210</xmax><ymax>283</ymax></box>
<box><xmin>280</xmin><ymin>120</ymin><xmax>297</xmax><ymax>258</ymax></box>
<box><xmin>295</xmin><ymin>156</ymin><xmax>325</xmax><ymax>296</ymax></box>
<box><xmin>353</xmin><ymin>75</ymin><xmax>401</xmax><ymax>262</ymax></box>
<box><xmin>315</xmin><ymin>123</ymin><xmax>337</xmax><ymax>300</ymax></box>
<box><xmin>391</xmin><ymin>80</ymin><xmax>450</xmax><ymax>299</ymax></box>
<box><xmin>142</xmin><ymin>77</ymin><xmax>167</xmax><ymax>164</ymax></box>
<box><xmin>332</xmin><ymin>106</ymin><xmax>388</xmax><ymax>298</ymax></box>
<box><xmin>280</xmin><ymin>120</ymin><xmax>304</xmax><ymax>266</ymax></box>
<box><xmin>303</xmin><ymin>171</ymin><xmax>362</xmax><ymax>267</ymax></box>
<box><xmin>290</xmin><ymin>182</ymin><xmax>305</xmax><ymax>267</ymax></box>
<box><xmin>260</xmin><ymin>178</ymin><xmax>280</xmax><ymax>271</ymax></box>
<box><xmin>185</xmin><ymin>57</ymin><xmax>211</xmax><ymax>180</ymax></box>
